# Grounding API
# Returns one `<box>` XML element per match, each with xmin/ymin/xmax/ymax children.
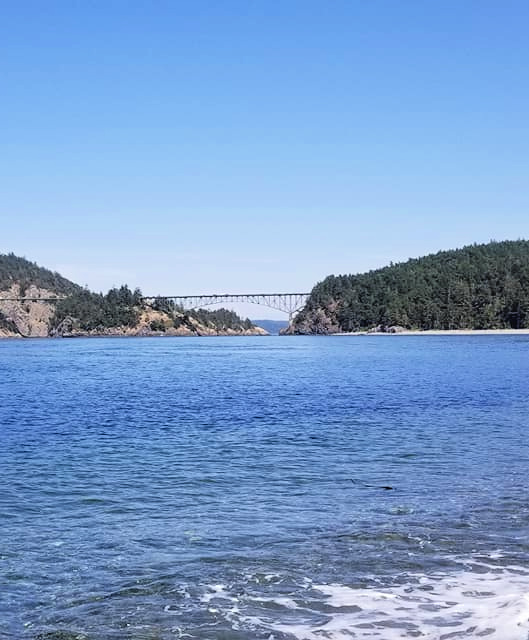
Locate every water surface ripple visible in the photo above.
<box><xmin>1</xmin><ymin>336</ymin><xmax>528</xmax><ymax>639</ymax></box>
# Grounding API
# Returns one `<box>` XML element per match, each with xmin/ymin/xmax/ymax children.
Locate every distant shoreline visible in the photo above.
<box><xmin>332</xmin><ymin>329</ymin><xmax>529</xmax><ymax>336</ymax></box>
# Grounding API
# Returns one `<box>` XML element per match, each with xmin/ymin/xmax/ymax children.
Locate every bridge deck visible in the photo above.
<box><xmin>0</xmin><ymin>292</ymin><xmax>310</xmax><ymax>317</ymax></box>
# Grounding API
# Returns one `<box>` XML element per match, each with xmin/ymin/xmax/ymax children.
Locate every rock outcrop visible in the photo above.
<box><xmin>0</xmin><ymin>254</ymin><xmax>269</xmax><ymax>338</ymax></box>
<box><xmin>0</xmin><ymin>274</ymin><xmax>268</xmax><ymax>338</ymax></box>
<box><xmin>0</xmin><ymin>284</ymin><xmax>57</xmax><ymax>337</ymax></box>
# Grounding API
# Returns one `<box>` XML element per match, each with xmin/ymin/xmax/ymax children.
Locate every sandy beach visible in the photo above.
<box><xmin>334</xmin><ymin>328</ymin><xmax>529</xmax><ymax>336</ymax></box>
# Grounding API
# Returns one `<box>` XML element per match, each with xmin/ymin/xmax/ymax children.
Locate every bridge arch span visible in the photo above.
<box><xmin>143</xmin><ymin>293</ymin><xmax>309</xmax><ymax>320</ymax></box>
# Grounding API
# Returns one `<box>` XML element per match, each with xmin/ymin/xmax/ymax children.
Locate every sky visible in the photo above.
<box><xmin>2</xmin><ymin>1</ymin><xmax>528</xmax><ymax>318</ymax></box>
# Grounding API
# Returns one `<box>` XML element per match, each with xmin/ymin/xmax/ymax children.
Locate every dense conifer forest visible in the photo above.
<box><xmin>291</xmin><ymin>240</ymin><xmax>529</xmax><ymax>333</ymax></box>
<box><xmin>0</xmin><ymin>253</ymin><xmax>80</xmax><ymax>295</ymax></box>
<box><xmin>52</xmin><ymin>286</ymin><xmax>143</xmax><ymax>330</ymax></box>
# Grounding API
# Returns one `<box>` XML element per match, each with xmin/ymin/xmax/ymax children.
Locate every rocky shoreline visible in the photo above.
<box><xmin>0</xmin><ymin>323</ymin><xmax>268</xmax><ymax>339</ymax></box>
<box><xmin>1</xmin><ymin>329</ymin><xmax>268</xmax><ymax>339</ymax></box>
<box><xmin>0</xmin><ymin>284</ymin><xmax>268</xmax><ymax>339</ymax></box>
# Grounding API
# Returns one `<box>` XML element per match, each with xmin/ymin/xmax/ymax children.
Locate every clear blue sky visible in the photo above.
<box><xmin>2</xmin><ymin>1</ymin><xmax>528</xmax><ymax>318</ymax></box>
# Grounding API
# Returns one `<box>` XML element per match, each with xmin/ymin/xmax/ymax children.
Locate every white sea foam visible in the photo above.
<box><xmin>200</xmin><ymin>584</ymin><xmax>239</xmax><ymax>604</ymax></box>
<box><xmin>207</xmin><ymin>563</ymin><xmax>529</xmax><ymax>639</ymax></box>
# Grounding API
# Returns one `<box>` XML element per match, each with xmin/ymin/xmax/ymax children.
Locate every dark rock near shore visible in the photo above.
<box><xmin>367</xmin><ymin>324</ymin><xmax>406</xmax><ymax>334</ymax></box>
<box><xmin>35</xmin><ymin>631</ymin><xmax>89</xmax><ymax>640</ymax></box>
<box><xmin>50</xmin><ymin>316</ymin><xmax>81</xmax><ymax>337</ymax></box>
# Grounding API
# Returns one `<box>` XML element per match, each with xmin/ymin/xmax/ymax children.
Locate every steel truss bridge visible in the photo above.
<box><xmin>144</xmin><ymin>293</ymin><xmax>309</xmax><ymax>319</ymax></box>
<box><xmin>0</xmin><ymin>292</ymin><xmax>310</xmax><ymax>320</ymax></box>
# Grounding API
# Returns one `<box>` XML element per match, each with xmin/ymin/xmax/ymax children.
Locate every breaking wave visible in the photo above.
<box><xmin>202</xmin><ymin>561</ymin><xmax>529</xmax><ymax>639</ymax></box>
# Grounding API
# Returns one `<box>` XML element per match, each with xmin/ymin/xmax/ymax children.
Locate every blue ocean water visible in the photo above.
<box><xmin>1</xmin><ymin>335</ymin><xmax>528</xmax><ymax>639</ymax></box>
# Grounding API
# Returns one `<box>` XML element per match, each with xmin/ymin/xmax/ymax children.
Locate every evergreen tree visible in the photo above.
<box><xmin>292</xmin><ymin>240</ymin><xmax>529</xmax><ymax>333</ymax></box>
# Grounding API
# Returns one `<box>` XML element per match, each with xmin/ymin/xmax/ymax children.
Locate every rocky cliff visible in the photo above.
<box><xmin>0</xmin><ymin>284</ymin><xmax>58</xmax><ymax>337</ymax></box>
<box><xmin>0</xmin><ymin>254</ymin><xmax>267</xmax><ymax>338</ymax></box>
<box><xmin>49</xmin><ymin>307</ymin><xmax>268</xmax><ymax>338</ymax></box>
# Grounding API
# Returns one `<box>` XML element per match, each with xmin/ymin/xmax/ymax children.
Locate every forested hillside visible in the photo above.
<box><xmin>0</xmin><ymin>254</ymin><xmax>263</xmax><ymax>337</ymax></box>
<box><xmin>290</xmin><ymin>240</ymin><xmax>529</xmax><ymax>333</ymax></box>
<box><xmin>52</xmin><ymin>286</ymin><xmax>143</xmax><ymax>331</ymax></box>
<box><xmin>53</xmin><ymin>289</ymin><xmax>256</xmax><ymax>334</ymax></box>
<box><xmin>0</xmin><ymin>253</ymin><xmax>80</xmax><ymax>295</ymax></box>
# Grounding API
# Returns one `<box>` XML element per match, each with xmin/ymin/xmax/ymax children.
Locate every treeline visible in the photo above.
<box><xmin>53</xmin><ymin>289</ymin><xmax>254</xmax><ymax>333</ymax></box>
<box><xmin>148</xmin><ymin>297</ymin><xmax>253</xmax><ymax>332</ymax></box>
<box><xmin>191</xmin><ymin>307</ymin><xmax>254</xmax><ymax>331</ymax></box>
<box><xmin>53</xmin><ymin>286</ymin><xmax>142</xmax><ymax>330</ymax></box>
<box><xmin>293</xmin><ymin>240</ymin><xmax>529</xmax><ymax>332</ymax></box>
<box><xmin>0</xmin><ymin>253</ymin><xmax>79</xmax><ymax>295</ymax></box>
